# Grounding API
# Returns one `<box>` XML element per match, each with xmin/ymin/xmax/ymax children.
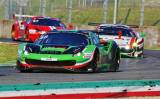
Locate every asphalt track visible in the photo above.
<box><xmin>0</xmin><ymin>38</ymin><xmax>160</xmax><ymax>84</ymax></box>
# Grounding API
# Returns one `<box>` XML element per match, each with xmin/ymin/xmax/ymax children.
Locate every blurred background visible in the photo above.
<box><xmin>0</xmin><ymin>0</ymin><xmax>159</xmax><ymax>26</ymax></box>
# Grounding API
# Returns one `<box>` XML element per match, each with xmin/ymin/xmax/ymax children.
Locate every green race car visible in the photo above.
<box><xmin>17</xmin><ymin>30</ymin><xmax>120</xmax><ymax>73</ymax></box>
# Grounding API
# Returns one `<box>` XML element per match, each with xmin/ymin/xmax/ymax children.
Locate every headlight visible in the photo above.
<box><xmin>29</xmin><ymin>29</ymin><xmax>36</xmax><ymax>34</ymax></box>
<box><xmin>125</xmin><ymin>45</ymin><xmax>130</xmax><ymax>50</ymax></box>
<box><xmin>24</xmin><ymin>50</ymin><xmax>29</xmax><ymax>55</ymax></box>
<box><xmin>75</xmin><ymin>52</ymin><xmax>81</xmax><ymax>56</ymax></box>
<box><xmin>73</xmin><ymin>48</ymin><xmax>82</xmax><ymax>54</ymax></box>
<box><xmin>133</xmin><ymin>42</ymin><xmax>138</xmax><ymax>47</ymax></box>
<box><xmin>134</xmin><ymin>53</ymin><xmax>138</xmax><ymax>57</ymax></box>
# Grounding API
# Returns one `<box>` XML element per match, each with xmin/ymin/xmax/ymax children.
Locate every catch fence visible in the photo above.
<box><xmin>0</xmin><ymin>0</ymin><xmax>159</xmax><ymax>26</ymax></box>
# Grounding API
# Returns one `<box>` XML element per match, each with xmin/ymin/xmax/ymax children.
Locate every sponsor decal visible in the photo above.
<box><xmin>41</xmin><ymin>58</ymin><xmax>57</xmax><ymax>61</ymax></box>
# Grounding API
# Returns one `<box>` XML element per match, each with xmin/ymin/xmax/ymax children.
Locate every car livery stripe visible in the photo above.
<box><xmin>0</xmin><ymin>80</ymin><xmax>160</xmax><ymax>98</ymax></box>
<box><xmin>49</xmin><ymin>26</ymin><xmax>56</xmax><ymax>30</ymax></box>
<box><xmin>129</xmin><ymin>37</ymin><xmax>136</xmax><ymax>49</ymax></box>
<box><xmin>64</xmin><ymin>49</ymin><xmax>96</xmax><ymax>69</ymax></box>
<box><xmin>137</xmin><ymin>38</ymin><xmax>144</xmax><ymax>45</ymax></box>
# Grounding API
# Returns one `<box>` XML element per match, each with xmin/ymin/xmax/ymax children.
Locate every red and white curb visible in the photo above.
<box><xmin>0</xmin><ymin>80</ymin><xmax>160</xmax><ymax>99</ymax></box>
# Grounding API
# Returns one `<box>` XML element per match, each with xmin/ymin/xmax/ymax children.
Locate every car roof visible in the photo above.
<box><xmin>99</xmin><ymin>24</ymin><xmax>130</xmax><ymax>29</ymax></box>
<box><xmin>47</xmin><ymin>30</ymin><xmax>96</xmax><ymax>38</ymax></box>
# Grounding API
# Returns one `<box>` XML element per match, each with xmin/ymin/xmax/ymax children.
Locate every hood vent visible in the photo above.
<box><xmin>40</xmin><ymin>45</ymin><xmax>85</xmax><ymax>55</ymax></box>
<box><xmin>40</xmin><ymin>50</ymin><xmax>63</xmax><ymax>54</ymax></box>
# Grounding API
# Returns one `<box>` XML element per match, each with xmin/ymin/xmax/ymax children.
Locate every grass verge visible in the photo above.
<box><xmin>145</xmin><ymin>46</ymin><xmax>160</xmax><ymax>50</ymax></box>
<box><xmin>0</xmin><ymin>43</ymin><xmax>18</xmax><ymax>63</ymax></box>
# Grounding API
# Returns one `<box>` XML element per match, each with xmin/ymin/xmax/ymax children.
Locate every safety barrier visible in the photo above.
<box><xmin>0</xmin><ymin>20</ymin><xmax>159</xmax><ymax>48</ymax></box>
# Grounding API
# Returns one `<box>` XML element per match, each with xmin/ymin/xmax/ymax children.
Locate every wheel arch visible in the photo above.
<box><xmin>94</xmin><ymin>47</ymin><xmax>100</xmax><ymax>61</ymax></box>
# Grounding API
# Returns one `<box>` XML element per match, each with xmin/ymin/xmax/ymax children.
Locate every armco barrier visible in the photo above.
<box><xmin>0</xmin><ymin>20</ymin><xmax>159</xmax><ymax>48</ymax></box>
<box><xmin>0</xmin><ymin>80</ymin><xmax>160</xmax><ymax>99</ymax></box>
<box><xmin>0</xmin><ymin>20</ymin><xmax>12</xmax><ymax>38</ymax></box>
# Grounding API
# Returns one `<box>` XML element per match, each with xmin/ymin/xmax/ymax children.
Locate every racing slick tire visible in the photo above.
<box><xmin>109</xmin><ymin>48</ymin><xmax>120</xmax><ymax>72</ymax></box>
<box><xmin>138</xmin><ymin>47</ymin><xmax>144</xmax><ymax>58</ymax></box>
<box><xmin>87</xmin><ymin>53</ymin><xmax>99</xmax><ymax>73</ymax></box>
<box><xmin>135</xmin><ymin>47</ymin><xmax>144</xmax><ymax>58</ymax></box>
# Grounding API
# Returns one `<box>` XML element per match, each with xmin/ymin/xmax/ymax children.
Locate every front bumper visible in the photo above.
<box><xmin>18</xmin><ymin>59</ymin><xmax>91</xmax><ymax>69</ymax></box>
<box><xmin>17</xmin><ymin>54</ymin><xmax>93</xmax><ymax>70</ymax></box>
<box><xmin>120</xmin><ymin>47</ymin><xmax>143</xmax><ymax>58</ymax></box>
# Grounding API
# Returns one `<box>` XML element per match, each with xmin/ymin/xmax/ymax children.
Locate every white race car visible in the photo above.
<box><xmin>97</xmin><ymin>24</ymin><xmax>144</xmax><ymax>57</ymax></box>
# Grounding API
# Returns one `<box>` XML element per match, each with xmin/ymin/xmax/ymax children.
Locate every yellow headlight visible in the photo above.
<box><xmin>133</xmin><ymin>42</ymin><xmax>138</xmax><ymax>47</ymax></box>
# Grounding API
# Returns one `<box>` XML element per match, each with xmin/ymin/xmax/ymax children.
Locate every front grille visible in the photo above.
<box><xmin>25</xmin><ymin>59</ymin><xmax>76</xmax><ymax>66</ymax></box>
<box><xmin>120</xmin><ymin>48</ymin><xmax>134</xmax><ymax>53</ymax></box>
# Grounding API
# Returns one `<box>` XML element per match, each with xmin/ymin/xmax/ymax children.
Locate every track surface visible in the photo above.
<box><xmin>0</xmin><ymin>50</ymin><xmax>160</xmax><ymax>84</ymax></box>
<box><xmin>0</xmin><ymin>38</ymin><xmax>160</xmax><ymax>84</ymax></box>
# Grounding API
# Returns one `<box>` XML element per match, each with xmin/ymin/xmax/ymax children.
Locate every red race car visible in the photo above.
<box><xmin>24</xmin><ymin>17</ymin><xmax>68</xmax><ymax>42</ymax></box>
<box><xmin>11</xmin><ymin>14</ymin><xmax>74</xmax><ymax>42</ymax></box>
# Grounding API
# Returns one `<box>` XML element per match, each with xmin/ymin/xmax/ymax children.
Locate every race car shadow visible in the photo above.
<box><xmin>0</xmin><ymin>74</ymin><xmax>6</xmax><ymax>76</ymax></box>
<box><xmin>23</xmin><ymin>69</ymin><xmax>123</xmax><ymax>74</ymax></box>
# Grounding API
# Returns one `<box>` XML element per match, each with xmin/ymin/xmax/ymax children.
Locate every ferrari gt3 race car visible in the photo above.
<box><xmin>11</xmin><ymin>14</ymin><xmax>68</xmax><ymax>42</ymax></box>
<box><xmin>24</xmin><ymin>17</ymin><xmax>67</xmax><ymax>42</ymax></box>
<box><xmin>96</xmin><ymin>24</ymin><xmax>144</xmax><ymax>57</ymax></box>
<box><xmin>17</xmin><ymin>30</ymin><xmax>120</xmax><ymax>73</ymax></box>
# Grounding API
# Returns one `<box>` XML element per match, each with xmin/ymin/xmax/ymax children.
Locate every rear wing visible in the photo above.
<box><xmin>13</xmin><ymin>14</ymin><xmax>35</xmax><ymax>19</ymax></box>
<box><xmin>12</xmin><ymin>14</ymin><xmax>37</xmax><ymax>26</ymax></box>
<box><xmin>88</xmin><ymin>22</ymin><xmax>103</xmax><ymax>26</ymax></box>
<box><xmin>127</xmin><ymin>25</ymin><xmax>139</xmax><ymax>28</ymax></box>
<box><xmin>12</xmin><ymin>14</ymin><xmax>36</xmax><ymax>23</ymax></box>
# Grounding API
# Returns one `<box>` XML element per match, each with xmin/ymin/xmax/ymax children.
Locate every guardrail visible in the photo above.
<box><xmin>0</xmin><ymin>20</ymin><xmax>12</xmax><ymax>38</ymax></box>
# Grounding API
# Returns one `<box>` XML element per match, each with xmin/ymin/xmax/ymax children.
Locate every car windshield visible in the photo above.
<box><xmin>26</xmin><ymin>17</ymin><xmax>32</xmax><ymax>24</ymax></box>
<box><xmin>98</xmin><ymin>27</ymin><xmax>136</xmax><ymax>37</ymax></box>
<box><xmin>36</xmin><ymin>33</ymin><xmax>88</xmax><ymax>46</ymax></box>
<box><xmin>31</xmin><ymin>18</ymin><xmax>65</xmax><ymax>27</ymax></box>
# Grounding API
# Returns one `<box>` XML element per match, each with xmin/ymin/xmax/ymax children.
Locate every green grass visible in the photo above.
<box><xmin>0</xmin><ymin>0</ymin><xmax>160</xmax><ymax>26</ymax></box>
<box><xmin>45</xmin><ymin>4</ymin><xmax>160</xmax><ymax>27</ymax></box>
<box><xmin>0</xmin><ymin>44</ymin><xmax>18</xmax><ymax>63</ymax></box>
